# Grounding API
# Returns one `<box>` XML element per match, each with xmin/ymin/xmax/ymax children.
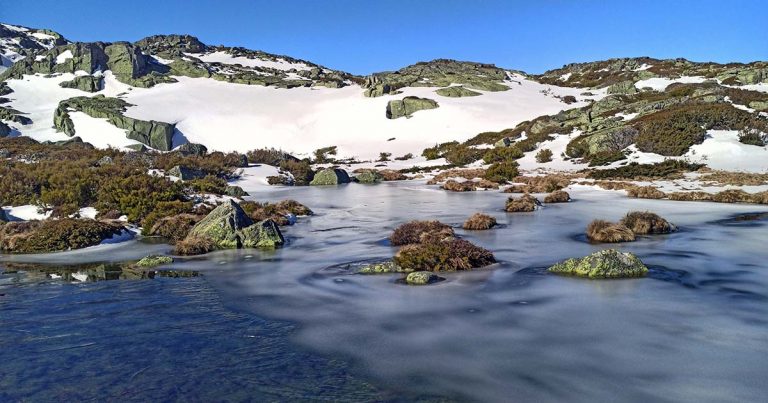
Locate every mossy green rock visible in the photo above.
<box><xmin>354</xmin><ymin>170</ymin><xmax>382</xmax><ymax>184</ymax></box>
<box><xmin>435</xmin><ymin>86</ymin><xmax>482</xmax><ymax>98</ymax></box>
<box><xmin>548</xmin><ymin>249</ymin><xmax>648</xmax><ymax>279</ymax></box>
<box><xmin>405</xmin><ymin>271</ymin><xmax>444</xmax><ymax>285</ymax></box>
<box><xmin>310</xmin><ymin>168</ymin><xmax>351</xmax><ymax>186</ymax></box>
<box><xmin>359</xmin><ymin>261</ymin><xmax>406</xmax><ymax>274</ymax></box>
<box><xmin>386</xmin><ymin>96</ymin><xmax>439</xmax><ymax>119</ymax></box>
<box><xmin>53</xmin><ymin>96</ymin><xmax>174</xmax><ymax>150</ymax></box>
<box><xmin>187</xmin><ymin>200</ymin><xmax>284</xmax><ymax>249</ymax></box>
<box><xmin>136</xmin><ymin>255</ymin><xmax>174</xmax><ymax>267</ymax></box>
<box><xmin>607</xmin><ymin>80</ymin><xmax>638</xmax><ymax>95</ymax></box>
<box><xmin>59</xmin><ymin>75</ymin><xmax>103</xmax><ymax>92</ymax></box>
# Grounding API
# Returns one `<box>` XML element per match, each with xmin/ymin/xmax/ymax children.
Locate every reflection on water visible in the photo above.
<box><xmin>1</xmin><ymin>262</ymin><xmax>199</xmax><ymax>284</ymax></box>
<box><xmin>3</xmin><ymin>182</ymin><xmax>768</xmax><ymax>402</ymax></box>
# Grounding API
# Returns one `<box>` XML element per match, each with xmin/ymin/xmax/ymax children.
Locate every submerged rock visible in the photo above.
<box><xmin>358</xmin><ymin>261</ymin><xmax>406</xmax><ymax>274</ymax></box>
<box><xmin>186</xmin><ymin>200</ymin><xmax>284</xmax><ymax>249</ymax></box>
<box><xmin>310</xmin><ymin>168</ymin><xmax>351</xmax><ymax>186</ymax></box>
<box><xmin>548</xmin><ymin>249</ymin><xmax>648</xmax><ymax>279</ymax></box>
<box><xmin>405</xmin><ymin>271</ymin><xmax>444</xmax><ymax>285</ymax></box>
<box><xmin>136</xmin><ymin>255</ymin><xmax>174</xmax><ymax>267</ymax></box>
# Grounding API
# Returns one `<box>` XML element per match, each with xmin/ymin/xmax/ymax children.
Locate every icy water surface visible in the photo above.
<box><xmin>2</xmin><ymin>182</ymin><xmax>768</xmax><ymax>402</ymax></box>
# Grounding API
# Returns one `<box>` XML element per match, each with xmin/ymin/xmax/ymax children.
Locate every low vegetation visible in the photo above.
<box><xmin>544</xmin><ymin>190</ymin><xmax>570</xmax><ymax>203</ymax></box>
<box><xmin>390</xmin><ymin>220</ymin><xmax>454</xmax><ymax>246</ymax></box>
<box><xmin>619</xmin><ymin>211</ymin><xmax>674</xmax><ymax>234</ymax></box>
<box><xmin>586</xmin><ymin>220</ymin><xmax>635</xmax><ymax>243</ymax></box>
<box><xmin>462</xmin><ymin>213</ymin><xmax>497</xmax><ymax>230</ymax></box>
<box><xmin>505</xmin><ymin>194</ymin><xmax>540</xmax><ymax>212</ymax></box>
<box><xmin>0</xmin><ymin>218</ymin><xmax>123</xmax><ymax>253</ymax></box>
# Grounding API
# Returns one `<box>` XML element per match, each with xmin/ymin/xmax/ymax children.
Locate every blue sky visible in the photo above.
<box><xmin>1</xmin><ymin>0</ymin><xmax>765</xmax><ymax>75</ymax></box>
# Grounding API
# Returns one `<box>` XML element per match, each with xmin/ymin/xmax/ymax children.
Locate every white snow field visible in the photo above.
<box><xmin>189</xmin><ymin>50</ymin><xmax>313</xmax><ymax>71</ymax></box>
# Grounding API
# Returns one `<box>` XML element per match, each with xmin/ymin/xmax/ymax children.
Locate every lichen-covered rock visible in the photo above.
<box><xmin>136</xmin><ymin>255</ymin><xmax>174</xmax><ymax>267</ymax></box>
<box><xmin>224</xmin><ymin>185</ymin><xmax>249</xmax><ymax>197</ymax></box>
<box><xmin>310</xmin><ymin>168</ymin><xmax>351</xmax><ymax>186</ymax></box>
<box><xmin>358</xmin><ymin>261</ymin><xmax>406</xmax><ymax>274</ymax></box>
<box><xmin>59</xmin><ymin>75</ymin><xmax>103</xmax><ymax>92</ymax></box>
<box><xmin>494</xmin><ymin>137</ymin><xmax>514</xmax><ymax>148</ymax></box>
<box><xmin>386</xmin><ymin>96</ymin><xmax>439</xmax><ymax>119</ymax></box>
<box><xmin>405</xmin><ymin>271</ymin><xmax>444</xmax><ymax>285</ymax></box>
<box><xmin>53</xmin><ymin>96</ymin><xmax>175</xmax><ymax>150</ymax></box>
<box><xmin>435</xmin><ymin>86</ymin><xmax>481</xmax><ymax>97</ymax></box>
<box><xmin>167</xmin><ymin>165</ymin><xmax>206</xmax><ymax>180</ymax></box>
<box><xmin>354</xmin><ymin>170</ymin><xmax>383</xmax><ymax>184</ymax></box>
<box><xmin>186</xmin><ymin>200</ymin><xmax>284</xmax><ymax>249</ymax></box>
<box><xmin>607</xmin><ymin>80</ymin><xmax>638</xmax><ymax>95</ymax></box>
<box><xmin>176</xmin><ymin>142</ymin><xmax>208</xmax><ymax>156</ymax></box>
<box><xmin>548</xmin><ymin>249</ymin><xmax>648</xmax><ymax>279</ymax></box>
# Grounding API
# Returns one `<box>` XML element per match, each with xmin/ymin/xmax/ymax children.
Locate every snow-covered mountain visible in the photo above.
<box><xmin>1</xmin><ymin>22</ymin><xmax>768</xmax><ymax>172</ymax></box>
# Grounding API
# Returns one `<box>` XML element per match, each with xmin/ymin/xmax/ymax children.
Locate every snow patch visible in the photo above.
<box><xmin>2</xmin><ymin>205</ymin><xmax>51</xmax><ymax>221</ymax></box>
<box><xmin>189</xmin><ymin>51</ymin><xmax>312</xmax><ymax>71</ymax></box>
<box><xmin>634</xmin><ymin>76</ymin><xmax>707</xmax><ymax>91</ymax></box>
<box><xmin>55</xmin><ymin>50</ymin><xmax>73</xmax><ymax>65</ymax></box>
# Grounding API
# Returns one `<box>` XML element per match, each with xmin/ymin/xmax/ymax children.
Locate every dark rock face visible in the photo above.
<box><xmin>177</xmin><ymin>143</ymin><xmax>208</xmax><ymax>156</ymax></box>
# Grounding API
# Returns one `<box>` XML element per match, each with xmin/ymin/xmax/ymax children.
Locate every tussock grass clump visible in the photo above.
<box><xmin>700</xmin><ymin>171</ymin><xmax>768</xmax><ymax>186</ymax></box>
<box><xmin>379</xmin><ymin>169</ymin><xmax>407</xmax><ymax>181</ymax></box>
<box><xmin>587</xmin><ymin>160</ymin><xmax>703</xmax><ymax>180</ymax></box>
<box><xmin>463</xmin><ymin>213</ymin><xmax>497</xmax><ymax>230</ymax></box>
<box><xmin>442</xmin><ymin>180</ymin><xmax>477</xmax><ymax>192</ymax></box>
<box><xmin>390</xmin><ymin>220</ymin><xmax>454</xmax><ymax>246</ymax></box>
<box><xmin>476</xmin><ymin>179</ymin><xmax>500</xmax><ymax>190</ymax></box>
<box><xmin>668</xmin><ymin>191</ymin><xmax>713</xmax><ymax>201</ymax></box>
<box><xmin>751</xmin><ymin>191</ymin><xmax>768</xmax><ymax>204</ymax></box>
<box><xmin>544</xmin><ymin>190</ymin><xmax>571</xmax><ymax>203</ymax></box>
<box><xmin>582</xmin><ymin>181</ymin><xmax>637</xmax><ymax>191</ymax></box>
<box><xmin>426</xmin><ymin>168</ymin><xmax>486</xmax><ymax>185</ymax></box>
<box><xmin>620</xmin><ymin>211</ymin><xmax>674</xmax><ymax>235</ymax></box>
<box><xmin>505</xmin><ymin>194</ymin><xmax>541</xmax><ymax>212</ymax></box>
<box><xmin>503</xmin><ymin>184</ymin><xmax>531</xmax><ymax>193</ymax></box>
<box><xmin>627</xmin><ymin>186</ymin><xmax>666</xmax><ymax>199</ymax></box>
<box><xmin>394</xmin><ymin>238</ymin><xmax>496</xmax><ymax>272</ymax></box>
<box><xmin>712</xmin><ymin>189</ymin><xmax>753</xmax><ymax>203</ymax></box>
<box><xmin>174</xmin><ymin>236</ymin><xmax>215</xmax><ymax>256</ymax></box>
<box><xmin>512</xmin><ymin>174</ymin><xmax>571</xmax><ymax>193</ymax></box>
<box><xmin>240</xmin><ymin>200</ymin><xmax>312</xmax><ymax>225</ymax></box>
<box><xmin>149</xmin><ymin>213</ymin><xmax>202</xmax><ymax>242</ymax></box>
<box><xmin>586</xmin><ymin>220</ymin><xmax>636</xmax><ymax>243</ymax></box>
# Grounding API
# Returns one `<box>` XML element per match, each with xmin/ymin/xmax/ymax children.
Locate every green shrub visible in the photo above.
<box><xmin>483</xmin><ymin>161</ymin><xmax>519</xmax><ymax>183</ymax></box>
<box><xmin>535</xmin><ymin>148</ymin><xmax>553</xmax><ymax>163</ymax></box>
<box><xmin>313</xmin><ymin>146</ymin><xmax>337</xmax><ymax>163</ymax></box>
<box><xmin>279</xmin><ymin>159</ymin><xmax>315</xmax><ymax>185</ymax></box>
<box><xmin>0</xmin><ymin>219</ymin><xmax>123</xmax><ymax>253</ymax></box>
<box><xmin>378</xmin><ymin>152</ymin><xmax>392</xmax><ymax>162</ymax></box>
<box><xmin>482</xmin><ymin>146</ymin><xmax>523</xmax><ymax>164</ymax></box>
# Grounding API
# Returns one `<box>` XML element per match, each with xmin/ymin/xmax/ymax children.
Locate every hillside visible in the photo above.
<box><xmin>1</xmin><ymin>22</ymin><xmax>767</xmax><ymax>172</ymax></box>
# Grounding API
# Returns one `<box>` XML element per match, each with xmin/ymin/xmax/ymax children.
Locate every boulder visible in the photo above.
<box><xmin>167</xmin><ymin>165</ymin><xmax>207</xmax><ymax>180</ymax></box>
<box><xmin>310</xmin><ymin>168</ymin><xmax>351</xmax><ymax>186</ymax></box>
<box><xmin>224</xmin><ymin>185</ymin><xmax>249</xmax><ymax>197</ymax></box>
<box><xmin>177</xmin><ymin>142</ymin><xmax>208</xmax><ymax>156</ymax></box>
<box><xmin>136</xmin><ymin>255</ymin><xmax>174</xmax><ymax>267</ymax></box>
<box><xmin>405</xmin><ymin>271</ymin><xmax>444</xmax><ymax>285</ymax></box>
<box><xmin>358</xmin><ymin>261</ymin><xmax>406</xmax><ymax>274</ymax></box>
<box><xmin>354</xmin><ymin>170</ymin><xmax>383</xmax><ymax>184</ymax></box>
<box><xmin>386</xmin><ymin>96</ymin><xmax>439</xmax><ymax>119</ymax></box>
<box><xmin>435</xmin><ymin>86</ymin><xmax>482</xmax><ymax>98</ymax></box>
<box><xmin>59</xmin><ymin>75</ymin><xmax>103</xmax><ymax>92</ymax></box>
<box><xmin>0</xmin><ymin>122</ymin><xmax>9</xmax><ymax>138</ymax></box>
<box><xmin>494</xmin><ymin>137</ymin><xmax>514</xmax><ymax>148</ymax></box>
<box><xmin>607</xmin><ymin>80</ymin><xmax>638</xmax><ymax>95</ymax></box>
<box><xmin>548</xmin><ymin>249</ymin><xmax>648</xmax><ymax>279</ymax></box>
<box><xmin>186</xmin><ymin>200</ymin><xmax>284</xmax><ymax>249</ymax></box>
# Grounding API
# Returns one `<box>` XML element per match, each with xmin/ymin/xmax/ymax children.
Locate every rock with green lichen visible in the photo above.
<box><xmin>386</xmin><ymin>96</ymin><xmax>439</xmax><ymax>119</ymax></box>
<box><xmin>358</xmin><ymin>261</ymin><xmax>407</xmax><ymax>274</ymax></box>
<box><xmin>548</xmin><ymin>249</ymin><xmax>648</xmax><ymax>279</ymax></box>
<box><xmin>187</xmin><ymin>200</ymin><xmax>284</xmax><ymax>249</ymax></box>
<box><xmin>310</xmin><ymin>168</ymin><xmax>351</xmax><ymax>186</ymax></box>
<box><xmin>136</xmin><ymin>255</ymin><xmax>174</xmax><ymax>267</ymax></box>
<box><xmin>354</xmin><ymin>170</ymin><xmax>383</xmax><ymax>184</ymax></box>
<box><xmin>59</xmin><ymin>75</ymin><xmax>103</xmax><ymax>92</ymax></box>
<box><xmin>405</xmin><ymin>271</ymin><xmax>444</xmax><ymax>285</ymax></box>
<box><xmin>435</xmin><ymin>86</ymin><xmax>482</xmax><ymax>98</ymax></box>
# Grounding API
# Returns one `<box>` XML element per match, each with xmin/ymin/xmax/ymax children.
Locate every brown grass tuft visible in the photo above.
<box><xmin>174</xmin><ymin>236</ymin><xmax>215</xmax><ymax>255</ymax></box>
<box><xmin>442</xmin><ymin>180</ymin><xmax>477</xmax><ymax>192</ymax></box>
<box><xmin>505</xmin><ymin>194</ymin><xmax>541</xmax><ymax>212</ymax></box>
<box><xmin>627</xmin><ymin>186</ymin><xmax>666</xmax><ymax>199</ymax></box>
<box><xmin>426</xmin><ymin>168</ymin><xmax>486</xmax><ymax>185</ymax></box>
<box><xmin>586</xmin><ymin>220</ymin><xmax>636</xmax><ymax>243</ymax></box>
<box><xmin>390</xmin><ymin>220</ymin><xmax>455</xmax><ymax>246</ymax></box>
<box><xmin>544</xmin><ymin>190</ymin><xmax>571</xmax><ymax>203</ymax></box>
<box><xmin>462</xmin><ymin>213</ymin><xmax>497</xmax><ymax>230</ymax></box>
<box><xmin>668</xmin><ymin>191</ymin><xmax>713</xmax><ymax>201</ymax></box>
<box><xmin>620</xmin><ymin>211</ymin><xmax>674</xmax><ymax>235</ymax></box>
<box><xmin>394</xmin><ymin>238</ymin><xmax>496</xmax><ymax>272</ymax></box>
<box><xmin>712</xmin><ymin>189</ymin><xmax>753</xmax><ymax>203</ymax></box>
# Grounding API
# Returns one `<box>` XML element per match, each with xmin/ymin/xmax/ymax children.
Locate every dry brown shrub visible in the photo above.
<box><xmin>751</xmin><ymin>191</ymin><xmax>768</xmax><ymax>204</ymax></box>
<box><xmin>512</xmin><ymin>174</ymin><xmax>571</xmax><ymax>192</ymax></box>
<box><xmin>620</xmin><ymin>211</ymin><xmax>674</xmax><ymax>235</ymax></box>
<box><xmin>476</xmin><ymin>179</ymin><xmax>500</xmax><ymax>189</ymax></box>
<box><xmin>544</xmin><ymin>190</ymin><xmax>571</xmax><ymax>203</ymax></box>
<box><xmin>700</xmin><ymin>171</ymin><xmax>768</xmax><ymax>186</ymax></box>
<box><xmin>586</xmin><ymin>220</ymin><xmax>636</xmax><ymax>243</ymax></box>
<box><xmin>462</xmin><ymin>213</ymin><xmax>497</xmax><ymax>230</ymax></box>
<box><xmin>503</xmin><ymin>184</ymin><xmax>531</xmax><ymax>193</ymax></box>
<box><xmin>379</xmin><ymin>169</ymin><xmax>407</xmax><ymax>181</ymax></box>
<box><xmin>427</xmin><ymin>168</ymin><xmax>486</xmax><ymax>184</ymax></box>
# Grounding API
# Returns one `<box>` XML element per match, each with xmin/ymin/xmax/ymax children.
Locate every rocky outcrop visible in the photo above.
<box><xmin>0</xmin><ymin>106</ymin><xmax>32</xmax><ymax>125</ymax></box>
<box><xmin>186</xmin><ymin>200</ymin><xmax>285</xmax><ymax>249</ymax></box>
<box><xmin>310</xmin><ymin>168</ymin><xmax>351</xmax><ymax>185</ymax></box>
<box><xmin>53</xmin><ymin>95</ymin><xmax>175</xmax><ymax>150</ymax></box>
<box><xmin>176</xmin><ymin>143</ymin><xmax>208</xmax><ymax>156</ymax></box>
<box><xmin>136</xmin><ymin>255</ymin><xmax>174</xmax><ymax>267</ymax></box>
<box><xmin>363</xmin><ymin>59</ymin><xmax>510</xmax><ymax>97</ymax></box>
<box><xmin>386</xmin><ymin>96</ymin><xmax>439</xmax><ymax>119</ymax></box>
<box><xmin>435</xmin><ymin>86</ymin><xmax>481</xmax><ymax>97</ymax></box>
<box><xmin>548</xmin><ymin>249</ymin><xmax>648</xmax><ymax>278</ymax></box>
<box><xmin>0</xmin><ymin>122</ymin><xmax>10</xmax><ymax>138</ymax></box>
<box><xmin>59</xmin><ymin>75</ymin><xmax>103</xmax><ymax>92</ymax></box>
<box><xmin>134</xmin><ymin>34</ymin><xmax>207</xmax><ymax>58</ymax></box>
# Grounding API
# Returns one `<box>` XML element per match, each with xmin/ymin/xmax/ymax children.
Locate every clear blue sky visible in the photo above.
<box><xmin>1</xmin><ymin>0</ymin><xmax>765</xmax><ymax>75</ymax></box>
